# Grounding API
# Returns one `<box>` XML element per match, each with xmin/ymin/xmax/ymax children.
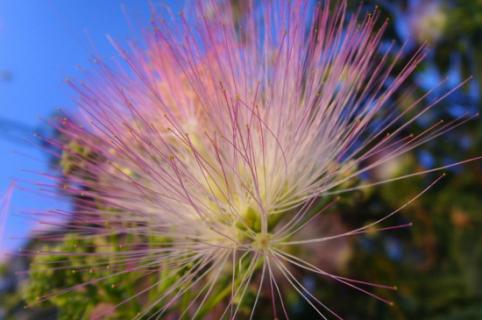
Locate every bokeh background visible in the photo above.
<box><xmin>0</xmin><ymin>0</ymin><xmax>481</xmax><ymax>319</ymax></box>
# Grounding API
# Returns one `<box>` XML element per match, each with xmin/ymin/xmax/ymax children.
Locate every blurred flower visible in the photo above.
<box><xmin>9</xmin><ymin>0</ymin><xmax>476</xmax><ymax>318</ymax></box>
<box><xmin>381</xmin><ymin>0</ymin><xmax>448</xmax><ymax>49</ymax></box>
<box><xmin>408</xmin><ymin>0</ymin><xmax>447</xmax><ymax>45</ymax></box>
<box><xmin>0</xmin><ymin>183</ymin><xmax>14</xmax><ymax>262</ymax></box>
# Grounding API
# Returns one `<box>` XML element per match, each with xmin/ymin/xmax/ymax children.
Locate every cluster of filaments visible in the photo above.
<box><xmin>25</xmin><ymin>0</ymin><xmax>474</xmax><ymax>319</ymax></box>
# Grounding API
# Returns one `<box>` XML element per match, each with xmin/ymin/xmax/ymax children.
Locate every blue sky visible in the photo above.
<box><xmin>0</xmin><ymin>0</ymin><xmax>183</xmax><ymax>256</ymax></box>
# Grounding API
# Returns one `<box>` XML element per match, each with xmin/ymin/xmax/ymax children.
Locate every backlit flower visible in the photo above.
<box><xmin>16</xmin><ymin>1</ymin><xmax>477</xmax><ymax>318</ymax></box>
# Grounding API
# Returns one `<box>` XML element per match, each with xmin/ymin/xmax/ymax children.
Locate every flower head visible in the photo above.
<box><xmin>18</xmin><ymin>0</ymin><xmax>476</xmax><ymax>318</ymax></box>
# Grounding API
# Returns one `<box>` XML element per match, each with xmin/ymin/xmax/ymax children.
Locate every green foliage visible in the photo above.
<box><xmin>23</xmin><ymin>234</ymin><xmax>144</xmax><ymax>319</ymax></box>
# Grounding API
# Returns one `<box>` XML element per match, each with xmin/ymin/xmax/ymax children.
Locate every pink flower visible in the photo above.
<box><xmin>20</xmin><ymin>0</ymin><xmax>477</xmax><ymax>318</ymax></box>
<box><xmin>0</xmin><ymin>183</ymin><xmax>14</xmax><ymax>262</ymax></box>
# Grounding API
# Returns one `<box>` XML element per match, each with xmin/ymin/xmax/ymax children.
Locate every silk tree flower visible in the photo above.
<box><xmin>16</xmin><ymin>0</ymin><xmax>478</xmax><ymax>319</ymax></box>
<box><xmin>379</xmin><ymin>0</ymin><xmax>448</xmax><ymax>50</ymax></box>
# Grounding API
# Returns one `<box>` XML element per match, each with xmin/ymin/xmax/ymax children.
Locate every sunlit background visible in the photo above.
<box><xmin>1</xmin><ymin>0</ymin><xmax>481</xmax><ymax>319</ymax></box>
